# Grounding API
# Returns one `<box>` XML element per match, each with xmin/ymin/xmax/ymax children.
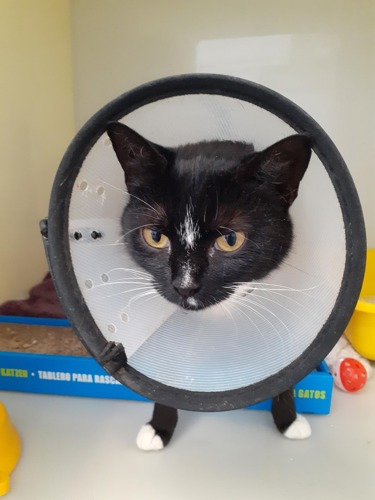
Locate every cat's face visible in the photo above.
<box><xmin>107</xmin><ymin>123</ymin><xmax>312</xmax><ymax>311</ymax></box>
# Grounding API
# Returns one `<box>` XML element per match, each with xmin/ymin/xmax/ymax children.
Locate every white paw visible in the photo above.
<box><xmin>136</xmin><ymin>424</ymin><xmax>164</xmax><ymax>451</ymax></box>
<box><xmin>283</xmin><ymin>414</ymin><xmax>311</xmax><ymax>440</ymax></box>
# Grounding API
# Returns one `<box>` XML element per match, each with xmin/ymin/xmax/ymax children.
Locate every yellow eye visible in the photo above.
<box><xmin>215</xmin><ymin>231</ymin><xmax>246</xmax><ymax>252</ymax></box>
<box><xmin>142</xmin><ymin>228</ymin><xmax>169</xmax><ymax>249</ymax></box>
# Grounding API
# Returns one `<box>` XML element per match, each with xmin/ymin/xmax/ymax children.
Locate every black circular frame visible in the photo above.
<box><xmin>47</xmin><ymin>74</ymin><xmax>366</xmax><ymax>411</ymax></box>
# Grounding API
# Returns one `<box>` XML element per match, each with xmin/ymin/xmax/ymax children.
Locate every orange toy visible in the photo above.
<box><xmin>0</xmin><ymin>402</ymin><xmax>21</xmax><ymax>496</ymax></box>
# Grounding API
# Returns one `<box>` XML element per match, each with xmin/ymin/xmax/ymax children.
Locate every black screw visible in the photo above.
<box><xmin>73</xmin><ymin>231</ymin><xmax>83</xmax><ymax>240</ymax></box>
<box><xmin>91</xmin><ymin>230</ymin><xmax>102</xmax><ymax>240</ymax></box>
<box><xmin>39</xmin><ymin>219</ymin><xmax>48</xmax><ymax>239</ymax></box>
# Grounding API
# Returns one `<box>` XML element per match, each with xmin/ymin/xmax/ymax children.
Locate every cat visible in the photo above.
<box><xmin>106</xmin><ymin>121</ymin><xmax>313</xmax><ymax>450</ymax></box>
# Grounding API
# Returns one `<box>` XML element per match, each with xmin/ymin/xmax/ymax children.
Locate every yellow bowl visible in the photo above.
<box><xmin>346</xmin><ymin>249</ymin><xmax>375</xmax><ymax>360</ymax></box>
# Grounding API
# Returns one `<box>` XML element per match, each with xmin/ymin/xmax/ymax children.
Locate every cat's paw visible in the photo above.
<box><xmin>136</xmin><ymin>424</ymin><xmax>164</xmax><ymax>451</ymax></box>
<box><xmin>283</xmin><ymin>414</ymin><xmax>311</xmax><ymax>440</ymax></box>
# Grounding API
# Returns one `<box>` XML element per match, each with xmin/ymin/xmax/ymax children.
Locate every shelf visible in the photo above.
<box><xmin>2</xmin><ymin>377</ymin><xmax>375</xmax><ymax>500</ymax></box>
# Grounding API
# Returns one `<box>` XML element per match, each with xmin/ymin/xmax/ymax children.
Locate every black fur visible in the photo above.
<box><xmin>106</xmin><ymin>122</ymin><xmax>312</xmax><ymax>447</ymax></box>
<box><xmin>142</xmin><ymin>391</ymin><xmax>298</xmax><ymax>448</ymax></box>
<box><xmin>106</xmin><ymin>122</ymin><xmax>311</xmax><ymax>311</ymax></box>
<box><xmin>271</xmin><ymin>389</ymin><xmax>297</xmax><ymax>433</ymax></box>
<box><xmin>148</xmin><ymin>403</ymin><xmax>178</xmax><ymax>447</ymax></box>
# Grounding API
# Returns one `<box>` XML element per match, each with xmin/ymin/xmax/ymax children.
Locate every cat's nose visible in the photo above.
<box><xmin>172</xmin><ymin>279</ymin><xmax>200</xmax><ymax>298</ymax></box>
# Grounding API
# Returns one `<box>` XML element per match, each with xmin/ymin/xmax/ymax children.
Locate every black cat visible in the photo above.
<box><xmin>107</xmin><ymin>122</ymin><xmax>312</xmax><ymax>450</ymax></box>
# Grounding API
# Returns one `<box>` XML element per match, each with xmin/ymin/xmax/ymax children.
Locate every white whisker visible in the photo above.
<box><xmin>267</xmin><ymin>290</ymin><xmax>310</xmax><ymax>309</ymax></box>
<box><xmin>224</xmin><ymin>299</ymin><xmax>265</xmax><ymax>341</ymax></box>
<box><xmin>227</xmin><ymin>281</ymin><xmax>323</xmax><ymax>297</ymax></box>
<box><xmin>104</xmin><ymin>267</ymin><xmax>152</xmax><ymax>278</ymax></box>
<box><xmin>90</xmin><ymin>279</ymin><xmax>153</xmax><ymax>291</ymax></box>
<box><xmin>246</xmin><ymin>291</ymin><xmax>307</xmax><ymax>325</ymax></box>
<box><xmin>122</xmin><ymin>223</ymin><xmax>154</xmax><ymax>239</ymax></box>
<box><xmin>127</xmin><ymin>193</ymin><xmax>161</xmax><ymax>215</ymax></box>
<box><xmin>126</xmin><ymin>289</ymin><xmax>158</xmax><ymax>309</ymax></box>
<box><xmin>229</xmin><ymin>297</ymin><xmax>287</xmax><ymax>355</ymax></box>
<box><xmin>98</xmin><ymin>179</ymin><xmax>164</xmax><ymax>218</ymax></box>
<box><xmin>220</xmin><ymin>302</ymin><xmax>239</xmax><ymax>337</ymax></box>
<box><xmin>99</xmin><ymin>285</ymin><xmax>154</xmax><ymax>300</ymax></box>
<box><xmin>234</xmin><ymin>295</ymin><xmax>296</xmax><ymax>342</ymax></box>
<box><xmin>219</xmin><ymin>226</ymin><xmax>261</xmax><ymax>249</ymax></box>
<box><xmin>94</xmin><ymin>242</ymin><xmax>127</xmax><ymax>248</ymax></box>
<box><xmin>98</xmin><ymin>179</ymin><xmax>127</xmax><ymax>194</ymax></box>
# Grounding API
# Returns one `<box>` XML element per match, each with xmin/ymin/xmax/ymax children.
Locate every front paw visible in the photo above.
<box><xmin>283</xmin><ymin>414</ymin><xmax>312</xmax><ymax>440</ymax></box>
<box><xmin>136</xmin><ymin>424</ymin><xmax>164</xmax><ymax>451</ymax></box>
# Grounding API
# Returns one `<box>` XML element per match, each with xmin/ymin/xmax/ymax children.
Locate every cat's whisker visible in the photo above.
<box><xmin>115</xmin><ymin>233</ymin><xmax>126</xmax><ymax>243</ymax></box>
<box><xmin>266</xmin><ymin>289</ymin><xmax>310</xmax><ymax>309</ymax></box>
<box><xmin>98</xmin><ymin>179</ymin><xmax>164</xmax><ymax>219</ymax></box>
<box><xmin>127</xmin><ymin>192</ymin><xmax>161</xmax><ymax>216</ymax></box>
<box><xmin>219</xmin><ymin>226</ymin><xmax>261</xmax><ymax>250</ymax></box>
<box><xmin>225</xmin><ymin>298</ymin><xmax>265</xmax><ymax>341</ymax></box>
<box><xmin>249</xmin><ymin>287</ymin><xmax>309</xmax><ymax>315</ymax></box>
<box><xmin>90</xmin><ymin>279</ymin><xmax>153</xmax><ymax>291</ymax></box>
<box><xmin>235</xmin><ymin>294</ymin><xmax>296</xmax><ymax>343</ymax></box>
<box><xmin>129</xmin><ymin>290</ymin><xmax>161</xmax><ymax>311</ymax></box>
<box><xmin>122</xmin><ymin>223</ymin><xmax>154</xmax><ymax>239</ymax></box>
<box><xmin>246</xmin><ymin>287</ymin><xmax>315</xmax><ymax>298</ymax></box>
<box><xmin>281</xmin><ymin>261</ymin><xmax>313</xmax><ymax>276</ymax></box>
<box><xmin>229</xmin><ymin>296</ymin><xmax>286</xmax><ymax>350</ymax></box>
<box><xmin>242</xmin><ymin>281</ymin><xmax>317</xmax><ymax>290</ymax></box>
<box><xmin>94</xmin><ymin>242</ymin><xmax>127</xmax><ymax>247</ymax></box>
<box><xmin>98</xmin><ymin>285</ymin><xmax>155</xmax><ymax>300</ymax></box>
<box><xmin>231</xmin><ymin>295</ymin><xmax>282</xmax><ymax>335</ymax></box>
<box><xmin>248</xmin><ymin>250</ymin><xmax>315</xmax><ymax>277</ymax></box>
<box><xmin>214</xmin><ymin>190</ymin><xmax>219</xmax><ymax>221</ymax></box>
<box><xmin>126</xmin><ymin>288</ymin><xmax>158</xmax><ymax>310</ymax></box>
<box><xmin>245</xmin><ymin>291</ymin><xmax>307</xmax><ymax>326</ymax></box>
<box><xmin>104</xmin><ymin>267</ymin><xmax>152</xmax><ymax>278</ymax></box>
<box><xmin>119</xmin><ymin>284</ymin><xmax>160</xmax><ymax>313</ymax></box>
<box><xmin>220</xmin><ymin>302</ymin><xmax>239</xmax><ymax>338</ymax></box>
<box><xmin>230</xmin><ymin>281</ymin><xmax>322</xmax><ymax>296</ymax></box>
<box><xmin>152</xmin><ymin>201</ymin><xmax>167</xmax><ymax>219</ymax></box>
<box><xmin>203</xmin><ymin>203</ymin><xmax>207</xmax><ymax>223</ymax></box>
<box><xmin>129</xmin><ymin>208</ymin><xmax>164</xmax><ymax>223</ymax></box>
<box><xmin>98</xmin><ymin>179</ymin><xmax>127</xmax><ymax>194</ymax></box>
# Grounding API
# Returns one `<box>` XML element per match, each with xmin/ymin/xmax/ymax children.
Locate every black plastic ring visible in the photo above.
<box><xmin>47</xmin><ymin>74</ymin><xmax>366</xmax><ymax>411</ymax></box>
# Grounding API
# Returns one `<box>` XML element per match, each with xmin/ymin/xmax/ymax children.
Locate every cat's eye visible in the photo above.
<box><xmin>142</xmin><ymin>228</ymin><xmax>170</xmax><ymax>249</ymax></box>
<box><xmin>215</xmin><ymin>231</ymin><xmax>246</xmax><ymax>252</ymax></box>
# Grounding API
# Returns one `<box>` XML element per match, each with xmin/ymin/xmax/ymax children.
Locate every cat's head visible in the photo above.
<box><xmin>106</xmin><ymin>122</ymin><xmax>312</xmax><ymax>311</ymax></box>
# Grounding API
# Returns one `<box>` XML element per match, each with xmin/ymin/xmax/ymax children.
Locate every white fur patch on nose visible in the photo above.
<box><xmin>178</xmin><ymin>203</ymin><xmax>199</xmax><ymax>250</ymax></box>
<box><xmin>180</xmin><ymin>261</ymin><xmax>194</xmax><ymax>288</ymax></box>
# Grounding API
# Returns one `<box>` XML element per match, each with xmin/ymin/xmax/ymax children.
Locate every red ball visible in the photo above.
<box><xmin>339</xmin><ymin>358</ymin><xmax>367</xmax><ymax>392</ymax></box>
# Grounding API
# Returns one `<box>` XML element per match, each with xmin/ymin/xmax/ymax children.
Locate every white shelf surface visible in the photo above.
<box><xmin>2</xmin><ymin>377</ymin><xmax>375</xmax><ymax>500</ymax></box>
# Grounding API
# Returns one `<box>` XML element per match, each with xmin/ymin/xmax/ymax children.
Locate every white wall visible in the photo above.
<box><xmin>0</xmin><ymin>0</ymin><xmax>75</xmax><ymax>301</ymax></box>
<box><xmin>0</xmin><ymin>4</ymin><xmax>371</xmax><ymax>489</ymax></box>
<box><xmin>1</xmin><ymin>1</ymin><xmax>371</xmax><ymax>301</ymax></box>
<box><xmin>71</xmin><ymin>0</ymin><xmax>374</xmax><ymax>246</ymax></box>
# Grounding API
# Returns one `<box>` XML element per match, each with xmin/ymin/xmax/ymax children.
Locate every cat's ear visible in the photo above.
<box><xmin>255</xmin><ymin>134</ymin><xmax>312</xmax><ymax>205</ymax></box>
<box><xmin>106</xmin><ymin>122</ymin><xmax>168</xmax><ymax>190</ymax></box>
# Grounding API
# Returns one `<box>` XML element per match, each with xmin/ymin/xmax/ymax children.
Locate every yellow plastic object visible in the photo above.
<box><xmin>0</xmin><ymin>402</ymin><xmax>21</xmax><ymax>496</ymax></box>
<box><xmin>346</xmin><ymin>249</ymin><xmax>375</xmax><ymax>360</ymax></box>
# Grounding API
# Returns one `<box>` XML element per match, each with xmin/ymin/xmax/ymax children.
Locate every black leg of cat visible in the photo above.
<box><xmin>136</xmin><ymin>403</ymin><xmax>178</xmax><ymax>451</ymax></box>
<box><xmin>271</xmin><ymin>389</ymin><xmax>311</xmax><ymax>440</ymax></box>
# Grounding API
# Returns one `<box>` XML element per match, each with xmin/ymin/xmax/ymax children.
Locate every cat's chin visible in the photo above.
<box><xmin>169</xmin><ymin>292</ymin><xmax>230</xmax><ymax>311</ymax></box>
<box><xmin>179</xmin><ymin>296</ymin><xmax>201</xmax><ymax>311</ymax></box>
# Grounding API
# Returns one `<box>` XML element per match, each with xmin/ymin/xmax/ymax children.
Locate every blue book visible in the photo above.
<box><xmin>0</xmin><ymin>315</ymin><xmax>333</xmax><ymax>414</ymax></box>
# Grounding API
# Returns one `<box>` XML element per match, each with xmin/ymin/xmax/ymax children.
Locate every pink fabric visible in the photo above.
<box><xmin>0</xmin><ymin>273</ymin><xmax>65</xmax><ymax>318</ymax></box>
